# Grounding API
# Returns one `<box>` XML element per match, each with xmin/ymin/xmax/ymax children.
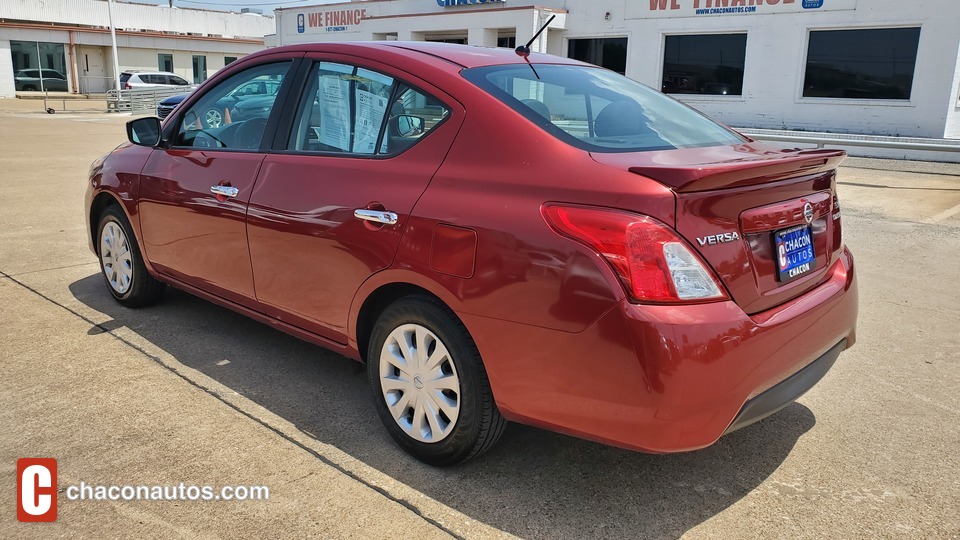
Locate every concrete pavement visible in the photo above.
<box><xmin>0</xmin><ymin>99</ymin><xmax>957</xmax><ymax>539</ymax></box>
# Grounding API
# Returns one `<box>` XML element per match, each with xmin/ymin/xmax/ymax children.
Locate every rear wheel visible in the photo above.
<box><xmin>368</xmin><ymin>295</ymin><xmax>506</xmax><ymax>466</ymax></box>
<box><xmin>96</xmin><ymin>206</ymin><xmax>164</xmax><ymax>307</ymax></box>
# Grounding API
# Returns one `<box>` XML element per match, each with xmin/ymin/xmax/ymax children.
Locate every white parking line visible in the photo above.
<box><xmin>928</xmin><ymin>203</ymin><xmax>960</xmax><ymax>223</ymax></box>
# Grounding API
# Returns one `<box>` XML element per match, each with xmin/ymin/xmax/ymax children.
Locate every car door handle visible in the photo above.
<box><xmin>354</xmin><ymin>209</ymin><xmax>398</xmax><ymax>225</ymax></box>
<box><xmin>210</xmin><ymin>185</ymin><xmax>239</xmax><ymax>198</ymax></box>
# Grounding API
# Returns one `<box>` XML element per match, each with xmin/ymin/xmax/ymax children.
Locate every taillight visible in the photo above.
<box><xmin>542</xmin><ymin>205</ymin><xmax>728</xmax><ymax>304</ymax></box>
<box><xmin>833</xmin><ymin>193</ymin><xmax>844</xmax><ymax>251</ymax></box>
<box><xmin>123</xmin><ymin>82</ymin><xmax>131</xmax><ymax>89</ymax></box>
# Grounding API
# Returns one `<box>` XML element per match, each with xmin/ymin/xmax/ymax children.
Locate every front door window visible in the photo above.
<box><xmin>175</xmin><ymin>61</ymin><xmax>290</xmax><ymax>147</ymax></box>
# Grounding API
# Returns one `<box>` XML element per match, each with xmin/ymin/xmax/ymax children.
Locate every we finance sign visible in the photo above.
<box><xmin>626</xmin><ymin>0</ymin><xmax>857</xmax><ymax>19</ymax></box>
<box><xmin>296</xmin><ymin>8</ymin><xmax>367</xmax><ymax>33</ymax></box>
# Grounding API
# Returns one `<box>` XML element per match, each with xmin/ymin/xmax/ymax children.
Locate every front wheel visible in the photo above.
<box><xmin>96</xmin><ymin>206</ymin><xmax>164</xmax><ymax>307</ymax></box>
<box><xmin>368</xmin><ymin>295</ymin><xmax>506</xmax><ymax>466</ymax></box>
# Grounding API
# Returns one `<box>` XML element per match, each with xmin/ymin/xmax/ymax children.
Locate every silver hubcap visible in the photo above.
<box><xmin>100</xmin><ymin>221</ymin><xmax>133</xmax><ymax>294</ymax></box>
<box><xmin>205</xmin><ymin>109</ymin><xmax>223</xmax><ymax>128</ymax></box>
<box><xmin>379</xmin><ymin>324</ymin><xmax>460</xmax><ymax>444</ymax></box>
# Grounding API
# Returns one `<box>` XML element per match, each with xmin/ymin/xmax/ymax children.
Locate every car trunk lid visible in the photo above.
<box><xmin>592</xmin><ymin>142</ymin><xmax>846</xmax><ymax>314</ymax></box>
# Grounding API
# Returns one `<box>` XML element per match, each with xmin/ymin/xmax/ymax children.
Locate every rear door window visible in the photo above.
<box><xmin>287</xmin><ymin>62</ymin><xmax>450</xmax><ymax>156</ymax></box>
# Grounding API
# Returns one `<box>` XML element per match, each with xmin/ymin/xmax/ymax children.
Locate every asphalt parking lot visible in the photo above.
<box><xmin>1</xmin><ymin>99</ymin><xmax>958</xmax><ymax>539</ymax></box>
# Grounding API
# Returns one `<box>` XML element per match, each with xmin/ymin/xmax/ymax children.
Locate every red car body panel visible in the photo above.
<box><xmin>463</xmin><ymin>250</ymin><xmax>855</xmax><ymax>452</ymax></box>
<box><xmin>139</xmin><ymin>150</ymin><xmax>266</xmax><ymax>308</ymax></box>
<box><xmin>85</xmin><ymin>142</ymin><xmax>152</xmax><ymax>262</ymax></box>
<box><xmin>85</xmin><ymin>42</ymin><xmax>858</xmax><ymax>454</ymax></box>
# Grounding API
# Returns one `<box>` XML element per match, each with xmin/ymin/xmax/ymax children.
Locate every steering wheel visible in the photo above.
<box><xmin>235</xmin><ymin>117</ymin><xmax>268</xmax><ymax>150</ymax></box>
<box><xmin>191</xmin><ymin>131</ymin><xmax>225</xmax><ymax>148</ymax></box>
<box><xmin>195</xmin><ymin>133</ymin><xmax>212</xmax><ymax>148</ymax></box>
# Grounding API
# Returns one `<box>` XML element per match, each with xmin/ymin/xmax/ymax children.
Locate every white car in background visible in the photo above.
<box><xmin>120</xmin><ymin>71</ymin><xmax>193</xmax><ymax>90</ymax></box>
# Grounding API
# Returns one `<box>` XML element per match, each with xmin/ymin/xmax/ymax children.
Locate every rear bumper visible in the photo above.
<box><xmin>723</xmin><ymin>339</ymin><xmax>845</xmax><ymax>435</ymax></box>
<box><xmin>466</xmin><ymin>247</ymin><xmax>857</xmax><ymax>453</ymax></box>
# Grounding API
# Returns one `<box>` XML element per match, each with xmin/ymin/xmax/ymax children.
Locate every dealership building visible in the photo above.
<box><xmin>0</xmin><ymin>0</ymin><xmax>273</xmax><ymax>97</ymax></box>
<box><xmin>270</xmin><ymin>0</ymin><xmax>960</xmax><ymax>139</ymax></box>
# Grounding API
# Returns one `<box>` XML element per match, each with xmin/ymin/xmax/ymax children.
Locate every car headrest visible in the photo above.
<box><xmin>520</xmin><ymin>99</ymin><xmax>551</xmax><ymax>121</ymax></box>
<box><xmin>594</xmin><ymin>100</ymin><xmax>651</xmax><ymax>138</ymax></box>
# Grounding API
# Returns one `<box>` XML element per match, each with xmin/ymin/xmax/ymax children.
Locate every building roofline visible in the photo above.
<box><xmin>275</xmin><ymin>0</ymin><xmax>566</xmax><ymax>15</ymax></box>
<box><xmin>0</xmin><ymin>20</ymin><xmax>266</xmax><ymax>44</ymax></box>
<box><xmin>105</xmin><ymin>0</ymin><xmax>274</xmax><ymax>18</ymax></box>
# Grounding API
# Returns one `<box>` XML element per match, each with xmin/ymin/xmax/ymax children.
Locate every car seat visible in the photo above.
<box><xmin>594</xmin><ymin>100</ymin><xmax>656</xmax><ymax>139</ymax></box>
<box><xmin>520</xmin><ymin>99</ymin><xmax>551</xmax><ymax>121</ymax></box>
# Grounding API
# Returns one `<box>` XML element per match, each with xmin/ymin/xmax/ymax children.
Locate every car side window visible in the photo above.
<box><xmin>174</xmin><ymin>61</ymin><xmax>291</xmax><ymax>151</ymax></box>
<box><xmin>287</xmin><ymin>62</ymin><xmax>449</xmax><ymax>156</ymax></box>
<box><xmin>171</xmin><ymin>76</ymin><xmax>190</xmax><ymax>86</ymax></box>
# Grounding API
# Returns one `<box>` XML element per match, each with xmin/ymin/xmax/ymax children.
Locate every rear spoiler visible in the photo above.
<box><xmin>628</xmin><ymin>149</ymin><xmax>846</xmax><ymax>193</ymax></box>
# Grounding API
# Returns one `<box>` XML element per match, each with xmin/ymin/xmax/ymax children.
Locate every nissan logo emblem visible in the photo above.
<box><xmin>803</xmin><ymin>202</ymin><xmax>815</xmax><ymax>224</ymax></box>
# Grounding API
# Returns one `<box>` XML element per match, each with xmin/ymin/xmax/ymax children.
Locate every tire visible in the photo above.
<box><xmin>368</xmin><ymin>295</ymin><xmax>506</xmax><ymax>466</ymax></box>
<box><xmin>96</xmin><ymin>205</ymin><xmax>165</xmax><ymax>307</ymax></box>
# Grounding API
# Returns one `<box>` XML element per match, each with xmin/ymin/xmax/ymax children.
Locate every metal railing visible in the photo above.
<box><xmin>106</xmin><ymin>87</ymin><xmax>193</xmax><ymax>114</ymax></box>
<box><xmin>740</xmin><ymin>128</ymin><xmax>960</xmax><ymax>154</ymax></box>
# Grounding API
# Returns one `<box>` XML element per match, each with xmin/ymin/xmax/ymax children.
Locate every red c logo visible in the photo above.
<box><xmin>17</xmin><ymin>458</ymin><xmax>57</xmax><ymax>522</ymax></box>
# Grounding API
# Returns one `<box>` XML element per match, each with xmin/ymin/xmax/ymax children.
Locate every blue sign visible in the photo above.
<box><xmin>802</xmin><ymin>0</ymin><xmax>824</xmax><ymax>8</ymax></box>
<box><xmin>297</xmin><ymin>14</ymin><xmax>305</xmax><ymax>33</ymax></box>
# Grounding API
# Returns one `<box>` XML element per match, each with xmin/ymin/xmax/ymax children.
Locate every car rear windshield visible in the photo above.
<box><xmin>462</xmin><ymin>64</ymin><xmax>745</xmax><ymax>153</ymax></box>
<box><xmin>119</xmin><ymin>73</ymin><xmax>132</xmax><ymax>83</ymax></box>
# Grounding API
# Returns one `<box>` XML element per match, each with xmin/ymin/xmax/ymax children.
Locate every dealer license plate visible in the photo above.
<box><xmin>774</xmin><ymin>225</ymin><xmax>815</xmax><ymax>282</ymax></box>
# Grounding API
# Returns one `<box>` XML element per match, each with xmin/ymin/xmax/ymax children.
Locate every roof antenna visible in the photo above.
<box><xmin>515</xmin><ymin>14</ymin><xmax>555</xmax><ymax>79</ymax></box>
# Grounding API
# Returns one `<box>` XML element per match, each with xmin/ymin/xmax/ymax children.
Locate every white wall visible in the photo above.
<box><xmin>117</xmin><ymin>47</ymin><xmax>243</xmax><ymax>82</ymax></box>
<box><xmin>944</xmin><ymin>42</ymin><xmax>960</xmax><ymax>140</ymax></box>
<box><xmin>620</xmin><ymin>4</ymin><xmax>960</xmax><ymax>139</ymax></box>
<box><xmin>0</xmin><ymin>0</ymin><xmax>273</xmax><ymax>40</ymax></box>
<box><xmin>0</xmin><ymin>40</ymin><xmax>15</xmax><ymax>97</ymax></box>
<box><xmin>275</xmin><ymin>0</ymin><xmax>960</xmax><ymax>139</ymax></box>
<box><xmin>274</xmin><ymin>6</ymin><xmax>565</xmax><ymax>52</ymax></box>
<box><xmin>0</xmin><ymin>24</ymin><xmax>258</xmax><ymax>93</ymax></box>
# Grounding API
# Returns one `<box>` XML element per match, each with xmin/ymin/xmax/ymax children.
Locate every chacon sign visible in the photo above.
<box><xmin>627</xmin><ymin>0</ymin><xmax>856</xmax><ymax>19</ymax></box>
<box><xmin>437</xmin><ymin>0</ymin><xmax>506</xmax><ymax>6</ymax></box>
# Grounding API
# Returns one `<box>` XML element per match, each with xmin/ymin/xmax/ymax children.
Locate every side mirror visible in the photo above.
<box><xmin>126</xmin><ymin>117</ymin><xmax>162</xmax><ymax>147</ymax></box>
<box><xmin>395</xmin><ymin>115</ymin><xmax>425</xmax><ymax>137</ymax></box>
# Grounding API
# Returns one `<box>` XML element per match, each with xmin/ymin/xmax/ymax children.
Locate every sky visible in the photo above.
<box><xmin>129</xmin><ymin>0</ymin><xmax>350</xmax><ymax>15</ymax></box>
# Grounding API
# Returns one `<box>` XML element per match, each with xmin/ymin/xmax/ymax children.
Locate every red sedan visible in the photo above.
<box><xmin>86</xmin><ymin>42</ymin><xmax>857</xmax><ymax>466</ymax></box>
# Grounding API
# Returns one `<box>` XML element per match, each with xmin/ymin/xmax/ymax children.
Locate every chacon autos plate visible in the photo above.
<box><xmin>774</xmin><ymin>225</ymin><xmax>815</xmax><ymax>282</ymax></box>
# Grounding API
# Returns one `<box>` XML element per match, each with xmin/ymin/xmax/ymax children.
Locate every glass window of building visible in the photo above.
<box><xmin>803</xmin><ymin>28</ymin><xmax>921</xmax><ymax>100</ymax></box>
<box><xmin>192</xmin><ymin>55</ymin><xmax>208</xmax><ymax>84</ymax></box>
<box><xmin>662</xmin><ymin>34</ymin><xmax>747</xmax><ymax>96</ymax></box>
<box><xmin>11</xmin><ymin>41</ymin><xmax>67</xmax><ymax>92</ymax></box>
<box><xmin>158</xmin><ymin>53</ymin><xmax>173</xmax><ymax>73</ymax></box>
<box><xmin>568</xmin><ymin>38</ymin><xmax>627</xmax><ymax>75</ymax></box>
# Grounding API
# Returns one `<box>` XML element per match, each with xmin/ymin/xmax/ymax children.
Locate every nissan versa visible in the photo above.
<box><xmin>85</xmin><ymin>42</ymin><xmax>858</xmax><ymax>466</ymax></box>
